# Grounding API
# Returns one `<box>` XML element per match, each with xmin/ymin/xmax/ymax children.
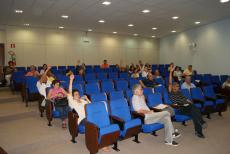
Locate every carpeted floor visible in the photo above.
<box><xmin>0</xmin><ymin>87</ymin><xmax>230</xmax><ymax>154</ymax></box>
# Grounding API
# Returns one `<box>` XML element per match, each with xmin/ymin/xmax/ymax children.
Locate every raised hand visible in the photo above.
<box><xmin>70</xmin><ymin>74</ymin><xmax>75</xmax><ymax>80</ymax></box>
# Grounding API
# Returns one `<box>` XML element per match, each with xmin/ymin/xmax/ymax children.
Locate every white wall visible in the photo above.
<box><xmin>160</xmin><ymin>17</ymin><xmax>230</xmax><ymax>75</ymax></box>
<box><xmin>0</xmin><ymin>26</ymin><xmax>159</xmax><ymax>66</ymax></box>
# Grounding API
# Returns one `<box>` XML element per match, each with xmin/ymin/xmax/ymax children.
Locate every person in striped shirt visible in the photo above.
<box><xmin>168</xmin><ymin>65</ymin><xmax>207</xmax><ymax>138</ymax></box>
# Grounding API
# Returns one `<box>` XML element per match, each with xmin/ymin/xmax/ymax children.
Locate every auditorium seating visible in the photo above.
<box><xmin>191</xmin><ymin>87</ymin><xmax>215</xmax><ymax>119</ymax></box>
<box><xmin>109</xmin><ymin>98</ymin><xmax>142</xmax><ymax>142</ymax></box>
<box><xmin>85</xmin><ymin>101</ymin><xmax>120</xmax><ymax>153</ymax></box>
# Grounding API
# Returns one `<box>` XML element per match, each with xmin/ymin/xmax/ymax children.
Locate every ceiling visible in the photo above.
<box><xmin>0</xmin><ymin>0</ymin><xmax>230</xmax><ymax>38</ymax></box>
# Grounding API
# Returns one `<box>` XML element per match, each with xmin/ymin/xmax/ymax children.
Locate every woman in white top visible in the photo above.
<box><xmin>68</xmin><ymin>75</ymin><xmax>90</xmax><ymax>124</ymax></box>
<box><xmin>132</xmin><ymin>84</ymin><xmax>180</xmax><ymax>146</ymax></box>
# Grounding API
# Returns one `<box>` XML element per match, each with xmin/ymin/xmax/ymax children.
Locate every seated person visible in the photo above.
<box><xmin>101</xmin><ymin>60</ymin><xmax>109</xmax><ymax>69</ymax></box>
<box><xmin>77</xmin><ymin>67</ymin><xmax>85</xmax><ymax>77</ymax></box>
<box><xmin>36</xmin><ymin>65</ymin><xmax>52</xmax><ymax>106</ymax></box>
<box><xmin>66</xmin><ymin>69</ymin><xmax>73</xmax><ymax>76</ymax></box>
<box><xmin>154</xmin><ymin>69</ymin><xmax>162</xmax><ymax>79</ymax></box>
<box><xmin>139</xmin><ymin>73</ymin><xmax>159</xmax><ymax>88</ymax></box>
<box><xmin>222</xmin><ymin>76</ymin><xmax>230</xmax><ymax>102</ymax></box>
<box><xmin>168</xmin><ymin>66</ymin><xmax>207</xmax><ymax>138</ymax></box>
<box><xmin>132</xmin><ymin>84</ymin><xmax>180</xmax><ymax>146</ymax></box>
<box><xmin>222</xmin><ymin>76</ymin><xmax>230</xmax><ymax>89</ymax></box>
<box><xmin>4</xmin><ymin>61</ymin><xmax>16</xmax><ymax>86</ymax></box>
<box><xmin>47</xmin><ymin>80</ymin><xmax>69</xmax><ymax>128</ymax></box>
<box><xmin>39</xmin><ymin>64</ymin><xmax>48</xmax><ymax>75</ymax></box>
<box><xmin>25</xmin><ymin>65</ymin><xmax>40</xmax><ymax>77</ymax></box>
<box><xmin>141</xmin><ymin>65</ymin><xmax>148</xmax><ymax>78</ymax></box>
<box><xmin>183</xmin><ymin>65</ymin><xmax>193</xmax><ymax>77</ymax></box>
<box><xmin>181</xmin><ymin>76</ymin><xmax>196</xmax><ymax>91</ymax></box>
<box><xmin>68</xmin><ymin>75</ymin><xmax>90</xmax><ymax>124</ymax></box>
<box><xmin>173</xmin><ymin>66</ymin><xmax>182</xmax><ymax>82</ymax></box>
<box><xmin>131</xmin><ymin>67</ymin><xmax>141</xmax><ymax>79</ymax></box>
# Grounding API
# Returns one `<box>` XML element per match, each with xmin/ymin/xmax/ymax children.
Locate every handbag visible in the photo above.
<box><xmin>54</xmin><ymin>97</ymin><xmax>68</xmax><ymax>106</ymax></box>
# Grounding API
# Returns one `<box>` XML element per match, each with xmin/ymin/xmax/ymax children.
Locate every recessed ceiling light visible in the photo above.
<box><xmin>128</xmin><ymin>24</ymin><xmax>134</xmax><ymax>27</ymax></box>
<box><xmin>24</xmin><ymin>24</ymin><xmax>30</xmax><ymax>26</ymax></box>
<box><xmin>142</xmin><ymin>9</ymin><xmax>150</xmax><ymax>13</ymax></box>
<box><xmin>220</xmin><ymin>0</ymin><xmax>229</xmax><ymax>3</ymax></box>
<box><xmin>58</xmin><ymin>26</ymin><xmax>64</xmax><ymax>29</ymax></box>
<box><xmin>88</xmin><ymin>29</ymin><xmax>92</xmax><ymax>32</ymax></box>
<box><xmin>98</xmin><ymin>20</ymin><xmax>105</xmax><ymax>23</ymax></box>
<box><xmin>172</xmin><ymin>16</ymin><xmax>179</xmax><ymax>19</ymax></box>
<box><xmin>102</xmin><ymin>1</ymin><xmax>111</xmax><ymax>5</ymax></box>
<box><xmin>15</xmin><ymin>9</ymin><xmax>23</xmax><ymax>13</ymax></box>
<box><xmin>171</xmin><ymin>30</ymin><xmax>176</xmax><ymax>33</ymax></box>
<box><xmin>152</xmin><ymin>27</ymin><xmax>157</xmax><ymax>30</ymax></box>
<box><xmin>151</xmin><ymin>35</ymin><xmax>156</xmax><ymax>38</ymax></box>
<box><xmin>61</xmin><ymin>15</ymin><xmax>69</xmax><ymax>19</ymax></box>
<box><xmin>113</xmin><ymin>32</ymin><xmax>117</xmax><ymax>34</ymax></box>
<box><xmin>195</xmin><ymin>21</ymin><xmax>201</xmax><ymax>24</ymax></box>
<box><xmin>133</xmin><ymin>33</ymin><xmax>138</xmax><ymax>36</ymax></box>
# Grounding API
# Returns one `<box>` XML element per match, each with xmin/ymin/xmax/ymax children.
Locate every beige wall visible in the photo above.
<box><xmin>160</xmin><ymin>17</ymin><xmax>230</xmax><ymax>75</ymax></box>
<box><xmin>1</xmin><ymin>26</ymin><xmax>159</xmax><ymax>66</ymax></box>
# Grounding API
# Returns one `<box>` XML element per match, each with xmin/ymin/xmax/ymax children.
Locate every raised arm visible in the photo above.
<box><xmin>168</xmin><ymin>65</ymin><xmax>174</xmax><ymax>93</ymax></box>
<box><xmin>68</xmin><ymin>74</ymin><xmax>74</xmax><ymax>95</ymax></box>
<box><xmin>39</xmin><ymin>65</ymin><xmax>51</xmax><ymax>83</ymax></box>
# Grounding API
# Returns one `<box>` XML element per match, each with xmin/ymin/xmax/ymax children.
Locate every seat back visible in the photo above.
<box><xmin>108</xmin><ymin>72</ymin><xmax>118</xmax><ymax>80</ymax></box>
<box><xmin>85</xmin><ymin>73</ymin><xmax>96</xmax><ymax>81</ymax></box>
<box><xmin>154</xmin><ymin>85</ymin><xmax>165</xmax><ymax>95</ymax></box>
<box><xmin>97</xmin><ymin>73</ymin><xmax>108</xmax><ymax>80</ymax></box>
<box><xmin>155</xmin><ymin>77</ymin><xmax>164</xmax><ymax>85</ymax></box>
<box><xmin>191</xmin><ymin>87</ymin><xmax>205</xmax><ymax>100</ymax></box>
<box><xmin>115</xmin><ymin>80</ymin><xmax>129</xmax><ymax>91</ymax></box>
<box><xmin>85</xmin><ymin>83</ymin><xmax>100</xmax><ymax>94</ymax></box>
<box><xmin>109</xmin><ymin>91</ymin><xmax>125</xmax><ymax>100</ymax></box>
<box><xmin>91</xmin><ymin>92</ymin><xmax>107</xmax><ymax>102</ymax></box>
<box><xmin>203</xmin><ymin>86</ymin><xmax>216</xmax><ymax>99</ymax></box>
<box><xmin>147</xmin><ymin>93</ymin><xmax>163</xmax><ymax>107</ymax></box>
<box><xmin>119</xmin><ymin>72</ymin><xmax>129</xmax><ymax>79</ymax></box>
<box><xmin>129</xmin><ymin>79</ymin><xmax>139</xmax><ymax>88</ymax></box>
<box><xmin>143</xmin><ymin>88</ymin><xmax>154</xmax><ymax>97</ymax></box>
<box><xmin>125</xmin><ymin>89</ymin><xmax>133</xmax><ymax>102</ymax></box>
<box><xmin>110</xmin><ymin>98</ymin><xmax>131</xmax><ymax>122</ymax></box>
<box><xmin>181</xmin><ymin>89</ymin><xmax>192</xmax><ymax>100</ymax></box>
<box><xmin>101</xmin><ymin>80</ymin><xmax>115</xmax><ymax>93</ymax></box>
<box><xmin>86</xmin><ymin>102</ymin><xmax>110</xmax><ymax>128</ymax></box>
<box><xmin>163</xmin><ymin>91</ymin><xmax>173</xmax><ymax>105</ymax></box>
<box><xmin>25</xmin><ymin>76</ymin><xmax>39</xmax><ymax>93</ymax></box>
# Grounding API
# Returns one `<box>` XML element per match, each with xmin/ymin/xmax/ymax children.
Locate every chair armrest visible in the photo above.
<box><xmin>205</xmin><ymin>96</ymin><xmax>216</xmax><ymax>101</ymax></box>
<box><xmin>110</xmin><ymin>115</ymin><xmax>125</xmax><ymax>130</ymax></box>
<box><xmin>192</xmin><ymin>99</ymin><xmax>204</xmax><ymax>103</ymax></box>
<box><xmin>85</xmin><ymin>121</ymin><xmax>99</xmax><ymax>153</ymax></box>
<box><xmin>131</xmin><ymin>111</ymin><xmax>145</xmax><ymax>123</ymax></box>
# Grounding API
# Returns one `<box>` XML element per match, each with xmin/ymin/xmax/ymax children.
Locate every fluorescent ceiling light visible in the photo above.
<box><xmin>61</xmin><ymin>15</ymin><xmax>69</xmax><ymax>19</ymax></box>
<box><xmin>171</xmin><ymin>30</ymin><xmax>176</xmax><ymax>33</ymax></box>
<box><xmin>195</xmin><ymin>21</ymin><xmax>201</xmax><ymax>24</ymax></box>
<box><xmin>15</xmin><ymin>10</ymin><xmax>23</xmax><ymax>13</ymax></box>
<box><xmin>172</xmin><ymin>16</ymin><xmax>179</xmax><ymax>19</ymax></box>
<box><xmin>128</xmin><ymin>24</ymin><xmax>134</xmax><ymax>27</ymax></box>
<box><xmin>142</xmin><ymin>9</ymin><xmax>150</xmax><ymax>13</ymax></box>
<box><xmin>133</xmin><ymin>33</ymin><xmax>138</xmax><ymax>36</ymax></box>
<box><xmin>58</xmin><ymin>26</ymin><xmax>64</xmax><ymax>29</ymax></box>
<box><xmin>152</xmin><ymin>27</ymin><xmax>157</xmax><ymax>30</ymax></box>
<box><xmin>98</xmin><ymin>20</ymin><xmax>105</xmax><ymax>23</ymax></box>
<box><xmin>102</xmin><ymin>1</ymin><xmax>111</xmax><ymax>5</ymax></box>
<box><xmin>24</xmin><ymin>24</ymin><xmax>30</xmax><ymax>26</ymax></box>
<box><xmin>88</xmin><ymin>29</ymin><xmax>92</xmax><ymax>31</ymax></box>
<box><xmin>113</xmin><ymin>32</ymin><xmax>117</xmax><ymax>34</ymax></box>
<box><xmin>151</xmin><ymin>35</ymin><xmax>156</xmax><ymax>38</ymax></box>
<box><xmin>220</xmin><ymin>0</ymin><xmax>229</xmax><ymax>3</ymax></box>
